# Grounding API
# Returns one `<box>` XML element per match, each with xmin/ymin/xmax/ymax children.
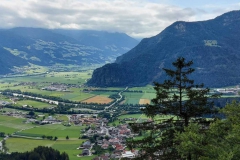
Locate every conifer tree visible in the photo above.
<box><xmin>128</xmin><ymin>57</ymin><xmax>219</xmax><ymax>159</ymax></box>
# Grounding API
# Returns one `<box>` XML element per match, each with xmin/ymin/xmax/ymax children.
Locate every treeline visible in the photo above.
<box><xmin>211</xmin><ymin>97</ymin><xmax>240</xmax><ymax>108</ymax></box>
<box><xmin>83</xmin><ymin>88</ymin><xmax>143</xmax><ymax>93</ymax></box>
<box><xmin>115</xmin><ymin>104</ymin><xmax>144</xmax><ymax>114</ymax></box>
<box><xmin>2</xmin><ymin>89</ymin><xmax>73</xmax><ymax>103</ymax></box>
<box><xmin>2</xmin><ymin>89</ymin><xmax>113</xmax><ymax>106</ymax></box>
<box><xmin>5</xmin><ymin>104</ymin><xmax>92</xmax><ymax>115</ymax></box>
<box><xmin>0</xmin><ymin>146</ymin><xmax>69</xmax><ymax>160</ymax></box>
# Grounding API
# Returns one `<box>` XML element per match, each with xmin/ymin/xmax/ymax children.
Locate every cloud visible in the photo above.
<box><xmin>0</xmin><ymin>0</ymin><xmax>239</xmax><ymax>38</ymax></box>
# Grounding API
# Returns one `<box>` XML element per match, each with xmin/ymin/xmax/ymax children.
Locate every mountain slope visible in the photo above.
<box><xmin>0</xmin><ymin>28</ymin><xmax>138</xmax><ymax>74</ymax></box>
<box><xmin>88</xmin><ymin>10</ymin><xmax>240</xmax><ymax>87</ymax></box>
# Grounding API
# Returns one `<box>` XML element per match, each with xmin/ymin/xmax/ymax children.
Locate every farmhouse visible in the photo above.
<box><xmin>121</xmin><ymin>150</ymin><xmax>135</xmax><ymax>158</ymax></box>
<box><xmin>82</xmin><ymin>149</ymin><xmax>90</xmax><ymax>156</ymax></box>
<box><xmin>82</xmin><ymin>141</ymin><xmax>91</xmax><ymax>149</ymax></box>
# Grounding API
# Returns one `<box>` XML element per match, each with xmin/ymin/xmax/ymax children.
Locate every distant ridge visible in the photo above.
<box><xmin>0</xmin><ymin>28</ymin><xmax>138</xmax><ymax>74</ymax></box>
<box><xmin>88</xmin><ymin>10</ymin><xmax>240</xmax><ymax>87</ymax></box>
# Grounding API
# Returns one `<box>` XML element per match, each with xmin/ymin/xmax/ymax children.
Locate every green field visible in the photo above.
<box><xmin>0</xmin><ymin>71</ymin><xmax>157</xmax><ymax>105</ymax></box>
<box><xmin>109</xmin><ymin>113</ymin><xmax>177</xmax><ymax>126</ymax></box>
<box><xmin>0</xmin><ymin>115</ymin><xmax>35</xmax><ymax>133</ymax></box>
<box><xmin>128</xmin><ymin>85</ymin><xmax>154</xmax><ymax>92</ymax></box>
<box><xmin>122</xmin><ymin>92</ymin><xmax>144</xmax><ymax>104</ymax></box>
<box><xmin>6</xmin><ymin>138</ymin><xmax>95</xmax><ymax>160</ymax></box>
<box><xmin>15</xmin><ymin>100</ymin><xmax>55</xmax><ymax>109</ymax></box>
<box><xmin>18</xmin><ymin>124</ymin><xmax>84</xmax><ymax>139</ymax></box>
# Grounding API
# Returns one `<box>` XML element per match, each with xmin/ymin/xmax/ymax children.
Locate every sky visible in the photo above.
<box><xmin>0</xmin><ymin>0</ymin><xmax>239</xmax><ymax>38</ymax></box>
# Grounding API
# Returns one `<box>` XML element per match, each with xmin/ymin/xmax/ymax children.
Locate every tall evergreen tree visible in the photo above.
<box><xmin>128</xmin><ymin>57</ymin><xmax>219</xmax><ymax>159</ymax></box>
<box><xmin>175</xmin><ymin>101</ymin><xmax>240</xmax><ymax>159</ymax></box>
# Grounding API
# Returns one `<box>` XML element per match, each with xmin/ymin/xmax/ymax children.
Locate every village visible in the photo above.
<box><xmin>69</xmin><ymin>114</ymin><xmax>139</xmax><ymax>159</ymax></box>
<box><xmin>0</xmin><ymin>107</ymin><xmax>140</xmax><ymax>159</ymax></box>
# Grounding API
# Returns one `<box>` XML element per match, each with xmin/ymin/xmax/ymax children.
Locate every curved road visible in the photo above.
<box><xmin>104</xmin><ymin>87</ymin><xmax>128</xmax><ymax>111</ymax></box>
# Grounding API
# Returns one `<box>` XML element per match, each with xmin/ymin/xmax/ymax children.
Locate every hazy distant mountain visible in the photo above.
<box><xmin>88</xmin><ymin>10</ymin><xmax>240</xmax><ymax>88</ymax></box>
<box><xmin>0</xmin><ymin>28</ymin><xmax>138</xmax><ymax>74</ymax></box>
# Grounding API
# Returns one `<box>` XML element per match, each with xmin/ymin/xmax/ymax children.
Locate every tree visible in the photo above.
<box><xmin>54</xmin><ymin>136</ymin><xmax>58</xmax><ymax>141</ymax></box>
<box><xmin>0</xmin><ymin>146</ymin><xmax>69</xmax><ymax>160</ymax></box>
<box><xmin>66</xmin><ymin>135</ymin><xmax>69</xmax><ymax>140</ymax></box>
<box><xmin>128</xmin><ymin>57</ymin><xmax>219</xmax><ymax>159</ymax></box>
<box><xmin>0</xmin><ymin>132</ymin><xmax>5</xmax><ymax>137</ymax></box>
<box><xmin>175</xmin><ymin>101</ymin><xmax>240</xmax><ymax>159</ymax></box>
<box><xmin>28</xmin><ymin>111</ymin><xmax>35</xmax><ymax>117</ymax></box>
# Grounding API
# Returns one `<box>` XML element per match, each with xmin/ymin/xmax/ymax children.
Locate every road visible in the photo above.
<box><xmin>104</xmin><ymin>87</ymin><xmax>128</xmax><ymax>111</ymax></box>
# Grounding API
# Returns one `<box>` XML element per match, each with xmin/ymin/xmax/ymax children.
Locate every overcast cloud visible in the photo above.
<box><xmin>0</xmin><ymin>0</ymin><xmax>239</xmax><ymax>38</ymax></box>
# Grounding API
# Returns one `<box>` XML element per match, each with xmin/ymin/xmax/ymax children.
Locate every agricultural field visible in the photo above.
<box><xmin>109</xmin><ymin>114</ymin><xmax>177</xmax><ymax>126</ymax></box>
<box><xmin>15</xmin><ymin>100</ymin><xmax>56</xmax><ymax>109</ymax></box>
<box><xmin>128</xmin><ymin>85</ymin><xmax>155</xmax><ymax>92</ymax></box>
<box><xmin>0</xmin><ymin>68</ymin><xmax>157</xmax><ymax>105</ymax></box>
<box><xmin>82</xmin><ymin>95</ymin><xmax>113</xmax><ymax>104</ymax></box>
<box><xmin>0</xmin><ymin>115</ymin><xmax>36</xmax><ymax>134</ymax></box>
<box><xmin>0</xmin><ymin>113</ymin><xmax>94</xmax><ymax>160</ymax></box>
<box><xmin>6</xmin><ymin>138</ymin><xmax>95</xmax><ymax>160</ymax></box>
<box><xmin>139</xmin><ymin>99</ymin><xmax>151</xmax><ymax>105</ymax></box>
<box><xmin>16</xmin><ymin>124</ymin><xmax>84</xmax><ymax>139</ymax></box>
<box><xmin>0</xmin><ymin>70</ymin><xmax>92</xmax><ymax>86</ymax></box>
<box><xmin>122</xmin><ymin>92</ymin><xmax>144</xmax><ymax>104</ymax></box>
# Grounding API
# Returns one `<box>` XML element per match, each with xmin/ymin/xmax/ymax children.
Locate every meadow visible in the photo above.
<box><xmin>0</xmin><ymin>113</ymin><xmax>93</xmax><ymax>160</ymax></box>
<box><xmin>17</xmin><ymin>124</ymin><xmax>84</xmax><ymax>139</ymax></box>
<box><xmin>15</xmin><ymin>100</ymin><xmax>56</xmax><ymax>109</ymax></box>
<box><xmin>0</xmin><ymin>115</ymin><xmax>35</xmax><ymax>134</ymax></box>
<box><xmin>6</xmin><ymin>138</ymin><xmax>95</xmax><ymax>160</ymax></box>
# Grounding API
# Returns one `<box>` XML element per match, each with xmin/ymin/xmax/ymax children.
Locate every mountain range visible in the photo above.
<box><xmin>88</xmin><ymin>10</ymin><xmax>240</xmax><ymax>88</ymax></box>
<box><xmin>0</xmin><ymin>28</ymin><xmax>138</xmax><ymax>74</ymax></box>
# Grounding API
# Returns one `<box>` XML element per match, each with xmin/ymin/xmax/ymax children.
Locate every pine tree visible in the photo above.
<box><xmin>128</xmin><ymin>57</ymin><xmax>219</xmax><ymax>159</ymax></box>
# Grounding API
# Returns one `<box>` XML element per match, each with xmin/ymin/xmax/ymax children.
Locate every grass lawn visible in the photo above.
<box><xmin>19</xmin><ymin>124</ymin><xmax>84</xmax><ymax>139</ymax></box>
<box><xmin>57</xmin><ymin>115</ymin><xmax>69</xmax><ymax>121</ymax></box>
<box><xmin>90</xmin><ymin>91</ymin><xmax>118</xmax><ymax>97</ymax></box>
<box><xmin>128</xmin><ymin>85</ymin><xmax>154</xmax><ymax>92</ymax></box>
<box><xmin>0</xmin><ymin>115</ymin><xmax>35</xmax><ymax>132</ymax></box>
<box><xmin>122</xmin><ymin>92</ymin><xmax>144</xmax><ymax>104</ymax></box>
<box><xmin>16</xmin><ymin>100</ymin><xmax>55</xmax><ymax>109</ymax></box>
<box><xmin>6</xmin><ymin>138</ymin><xmax>94</xmax><ymax>160</ymax></box>
<box><xmin>109</xmin><ymin>114</ymin><xmax>177</xmax><ymax>126</ymax></box>
<box><xmin>141</xmin><ymin>92</ymin><xmax>156</xmax><ymax>100</ymax></box>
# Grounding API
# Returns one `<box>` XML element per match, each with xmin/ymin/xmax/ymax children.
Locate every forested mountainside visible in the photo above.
<box><xmin>88</xmin><ymin>10</ymin><xmax>240</xmax><ymax>87</ymax></box>
<box><xmin>0</xmin><ymin>28</ymin><xmax>138</xmax><ymax>74</ymax></box>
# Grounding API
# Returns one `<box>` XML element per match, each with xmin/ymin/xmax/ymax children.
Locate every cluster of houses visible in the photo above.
<box><xmin>1</xmin><ymin>110</ymin><xmax>26</xmax><ymax>118</ymax></box>
<box><xmin>214</xmin><ymin>86</ymin><xmax>240</xmax><ymax>95</ymax></box>
<box><xmin>0</xmin><ymin>101</ymin><xmax>11</xmax><ymax>106</ymax></box>
<box><xmin>70</xmin><ymin>114</ymin><xmax>106</xmax><ymax>125</ymax></box>
<box><xmin>41</xmin><ymin>83</ymin><xmax>70</xmax><ymax>92</ymax></box>
<box><xmin>41</xmin><ymin>82</ymin><xmax>81</xmax><ymax>92</ymax></box>
<box><xmin>69</xmin><ymin>114</ymin><xmax>139</xmax><ymax>158</ymax></box>
<box><xmin>40</xmin><ymin>116</ymin><xmax>62</xmax><ymax>124</ymax></box>
<box><xmin>81</xmin><ymin>123</ymin><xmax>138</xmax><ymax>159</ymax></box>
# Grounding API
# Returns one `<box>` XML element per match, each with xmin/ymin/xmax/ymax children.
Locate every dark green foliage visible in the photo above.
<box><xmin>28</xmin><ymin>111</ymin><xmax>35</xmax><ymax>116</ymax></box>
<box><xmin>0</xmin><ymin>132</ymin><xmax>5</xmax><ymax>137</ymax></box>
<box><xmin>0</xmin><ymin>146</ymin><xmax>69</xmax><ymax>160</ymax></box>
<box><xmin>127</xmin><ymin>57</ymin><xmax>219</xmax><ymax>159</ymax></box>
<box><xmin>92</xmin><ymin>145</ymin><xmax>104</xmax><ymax>155</ymax></box>
<box><xmin>88</xmin><ymin>10</ymin><xmax>240</xmax><ymax>88</ymax></box>
<box><xmin>98</xmin><ymin>112</ymin><xmax>111</xmax><ymax>119</ymax></box>
<box><xmin>175</xmin><ymin>101</ymin><xmax>240</xmax><ymax>159</ymax></box>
